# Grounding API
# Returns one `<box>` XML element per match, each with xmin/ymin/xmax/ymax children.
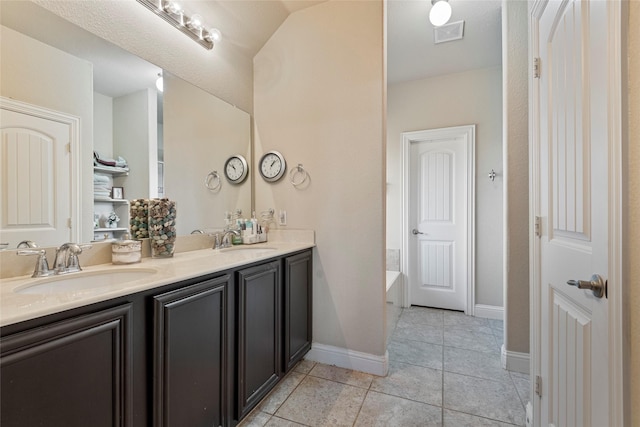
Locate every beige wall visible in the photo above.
<box><xmin>628</xmin><ymin>0</ymin><xmax>639</xmax><ymax>423</ymax></box>
<box><xmin>93</xmin><ymin>92</ymin><xmax>113</xmax><ymax>158</ymax></box>
<box><xmin>254</xmin><ymin>0</ymin><xmax>386</xmax><ymax>358</ymax></box>
<box><xmin>502</xmin><ymin>0</ymin><xmax>529</xmax><ymax>355</ymax></box>
<box><xmin>0</xmin><ymin>25</ymin><xmax>95</xmax><ymax>243</ymax></box>
<box><xmin>164</xmin><ymin>73</ymin><xmax>251</xmax><ymax>235</ymax></box>
<box><xmin>387</xmin><ymin>67</ymin><xmax>504</xmax><ymax>307</ymax></box>
<box><xmin>113</xmin><ymin>89</ymin><xmax>158</xmax><ymax>200</ymax></box>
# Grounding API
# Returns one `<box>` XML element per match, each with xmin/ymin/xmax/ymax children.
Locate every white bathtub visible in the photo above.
<box><xmin>386</xmin><ymin>270</ymin><xmax>401</xmax><ymax>293</ymax></box>
<box><xmin>386</xmin><ymin>270</ymin><xmax>403</xmax><ymax>347</ymax></box>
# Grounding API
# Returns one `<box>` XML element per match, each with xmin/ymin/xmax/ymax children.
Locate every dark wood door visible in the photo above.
<box><xmin>0</xmin><ymin>304</ymin><xmax>133</xmax><ymax>427</ymax></box>
<box><xmin>283</xmin><ymin>250</ymin><xmax>313</xmax><ymax>372</ymax></box>
<box><xmin>236</xmin><ymin>261</ymin><xmax>281</xmax><ymax>419</ymax></box>
<box><xmin>153</xmin><ymin>275</ymin><xmax>231</xmax><ymax>427</ymax></box>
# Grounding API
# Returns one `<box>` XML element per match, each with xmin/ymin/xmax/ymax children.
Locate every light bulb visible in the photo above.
<box><xmin>429</xmin><ymin>0</ymin><xmax>452</xmax><ymax>27</ymax></box>
<box><xmin>187</xmin><ymin>14</ymin><xmax>204</xmax><ymax>30</ymax></box>
<box><xmin>163</xmin><ymin>1</ymin><xmax>182</xmax><ymax>15</ymax></box>
<box><xmin>205</xmin><ymin>28</ymin><xmax>222</xmax><ymax>43</ymax></box>
<box><xmin>156</xmin><ymin>74</ymin><xmax>164</xmax><ymax>92</ymax></box>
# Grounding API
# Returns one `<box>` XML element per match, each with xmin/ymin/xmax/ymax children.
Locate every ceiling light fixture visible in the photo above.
<box><xmin>429</xmin><ymin>0</ymin><xmax>452</xmax><ymax>27</ymax></box>
<box><xmin>156</xmin><ymin>72</ymin><xmax>164</xmax><ymax>92</ymax></box>
<box><xmin>137</xmin><ymin>0</ymin><xmax>222</xmax><ymax>50</ymax></box>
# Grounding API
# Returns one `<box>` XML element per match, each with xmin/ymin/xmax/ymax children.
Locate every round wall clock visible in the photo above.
<box><xmin>259</xmin><ymin>150</ymin><xmax>287</xmax><ymax>182</ymax></box>
<box><xmin>224</xmin><ymin>154</ymin><xmax>249</xmax><ymax>184</ymax></box>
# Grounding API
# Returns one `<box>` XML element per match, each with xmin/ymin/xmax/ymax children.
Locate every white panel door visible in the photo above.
<box><xmin>533</xmin><ymin>0</ymin><xmax>618</xmax><ymax>425</ymax></box>
<box><xmin>0</xmin><ymin>109</ymin><xmax>73</xmax><ymax>247</ymax></box>
<box><xmin>408</xmin><ymin>127</ymin><xmax>472</xmax><ymax>311</ymax></box>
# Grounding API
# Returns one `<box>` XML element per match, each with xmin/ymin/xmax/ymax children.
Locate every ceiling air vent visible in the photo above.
<box><xmin>434</xmin><ymin>20</ymin><xmax>465</xmax><ymax>44</ymax></box>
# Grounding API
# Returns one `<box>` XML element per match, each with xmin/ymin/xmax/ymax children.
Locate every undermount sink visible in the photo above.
<box><xmin>15</xmin><ymin>268</ymin><xmax>158</xmax><ymax>295</ymax></box>
<box><xmin>218</xmin><ymin>246</ymin><xmax>277</xmax><ymax>255</ymax></box>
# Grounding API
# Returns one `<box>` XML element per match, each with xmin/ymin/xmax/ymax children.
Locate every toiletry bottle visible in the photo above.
<box><xmin>245</xmin><ymin>217</ymin><xmax>254</xmax><ymax>237</ymax></box>
<box><xmin>251</xmin><ymin>212</ymin><xmax>259</xmax><ymax>237</ymax></box>
<box><xmin>233</xmin><ymin>219</ymin><xmax>244</xmax><ymax>244</ymax></box>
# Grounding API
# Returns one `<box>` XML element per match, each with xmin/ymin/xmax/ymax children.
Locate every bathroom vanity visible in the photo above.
<box><xmin>0</xmin><ymin>242</ymin><xmax>313</xmax><ymax>427</ymax></box>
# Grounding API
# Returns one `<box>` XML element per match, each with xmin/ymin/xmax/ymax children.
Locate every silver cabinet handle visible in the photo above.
<box><xmin>411</xmin><ymin>229</ymin><xmax>425</xmax><ymax>235</ymax></box>
<box><xmin>566</xmin><ymin>274</ymin><xmax>606</xmax><ymax>298</ymax></box>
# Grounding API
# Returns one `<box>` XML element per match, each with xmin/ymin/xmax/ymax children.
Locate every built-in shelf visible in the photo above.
<box><xmin>94</xmin><ymin>227</ymin><xmax>128</xmax><ymax>232</ymax></box>
<box><xmin>94</xmin><ymin>165</ymin><xmax>129</xmax><ymax>176</ymax></box>
<box><xmin>94</xmin><ymin>198</ymin><xmax>129</xmax><ymax>204</ymax></box>
<box><xmin>93</xmin><ymin>165</ymin><xmax>130</xmax><ymax>240</ymax></box>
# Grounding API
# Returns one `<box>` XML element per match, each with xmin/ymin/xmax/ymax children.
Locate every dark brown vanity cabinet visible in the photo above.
<box><xmin>235</xmin><ymin>260</ymin><xmax>282</xmax><ymax>420</ymax></box>
<box><xmin>0</xmin><ymin>248</ymin><xmax>313</xmax><ymax>427</ymax></box>
<box><xmin>283</xmin><ymin>250</ymin><xmax>313</xmax><ymax>373</ymax></box>
<box><xmin>153</xmin><ymin>274</ymin><xmax>232</xmax><ymax>427</ymax></box>
<box><xmin>0</xmin><ymin>304</ymin><xmax>133</xmax><ymax>427</ymax></box>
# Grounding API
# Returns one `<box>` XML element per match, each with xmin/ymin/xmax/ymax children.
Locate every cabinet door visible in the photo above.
<box><xmin>153</xmin><ymin>275</ymin><xmax>231</xmax><ymax>427</ymax></box>
<box><xmin>283</xmin><ymin>251</ymin><xmax>313</xmax><ymax>372</ymax></box>
<box><xmin>236</xmin><ymin>261</ymin><xmax>281</xmax><ymax>419</ymax></box>
<box><xmin>0</xmin><ymin>304</ymin><xmax>133</xmax><ymax>427</ymax></box>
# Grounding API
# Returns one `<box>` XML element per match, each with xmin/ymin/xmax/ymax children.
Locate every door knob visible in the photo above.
<box><xmin>411</xmin><ymin>229</ymin><xmax>425</xmax><ymax>235</ymax></box>
<box><xmin>566</xmin><ymin>274</ymin><xmax>606</xmax><ymax>298</ymax></box>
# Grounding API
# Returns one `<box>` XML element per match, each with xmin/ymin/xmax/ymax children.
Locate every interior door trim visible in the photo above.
<box><xmin>401</xmin><ymin>124</ymin><xmax>476</xmax><ymax>314</ymax></box>
<box><xmin>0</xmin><ymin>96</ymin><xmax>81</xmax><ymax>243</ymax></box>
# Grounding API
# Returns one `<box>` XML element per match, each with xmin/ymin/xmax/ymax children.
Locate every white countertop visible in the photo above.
<box><xmin>0</xmin><ymin>240</ymin><xmax>314</xmax><ymax>328</ymax></box>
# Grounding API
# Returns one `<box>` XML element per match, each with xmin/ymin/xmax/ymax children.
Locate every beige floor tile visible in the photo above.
<box><xmin>259</xmin><ymin>372</ymin><xmax>306</xmax><ymax>414</ymax></box>
<box><xmin>294</xmin><ymin>359</ymin><xmax>317</xmax><ymax>374</ymax></box>
<box><xmin>265</xmin><ymin>416</ymin><xmax>309</xmax><ymax>426</ymax></box>
<box><xmin>275</xmin><ymin>376</ymin><xmax>367</xmax><ymax>427</ymax></box>
<box><xmin>238</xmin><ymin>409</ymin><xmax>273</xmax><ymax>427</ymax></box>
<box><xmin>388</xmin><ymin>338</ymin><xmax>443</xmax><ymax>370</ymax></box>
<box><xmin>354</xmin><ymin>390</ymin><xmax>442</xmax><ymax>426</ymax></box>
<box><xmin>443</xmin><ymin>409</ymin><xmax>521</xmax><ymax>426</ymax></box>
<box><xmin>443</xmin><ymin>372</ymin><xmax>525</xmax><ymax>425</ymax></box>
<box><xmin>370</xmin><ymin>361</ymin><xmax>442</xmax><ymax>406</ymax></box>
<box><xmin>242</xmin><ymin>307</ymin><xmax>525</xmax><ymax>427</ymax></box>
<box><xmin>308</xmin><ymin>363</ymin><xmax>374</xmax><ymax>389</ymax></box>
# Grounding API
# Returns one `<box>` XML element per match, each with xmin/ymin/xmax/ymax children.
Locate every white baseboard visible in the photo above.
<box><xmin>305</xmin><ymin>343</ymin><xmax>389</xmax><ymax>376</ymax></box>
<box><xmin>501</xmin><ymin>344</ymin><xmax>530</xmax><ymax>374</ymax></box>
<box><xmin>474</xmin><ymin>304</ymin><xmax>504</xmax><ymax>320</ymax></box>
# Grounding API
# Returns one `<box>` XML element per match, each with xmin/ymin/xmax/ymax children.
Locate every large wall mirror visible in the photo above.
<box><xmin>0</xmin><ymin>1</ymin><xmax>251</xmax><ymax>248</ymax></box>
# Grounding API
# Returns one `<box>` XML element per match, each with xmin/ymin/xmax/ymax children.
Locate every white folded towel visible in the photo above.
<box><xmin>94</xmin><ymin>174</ymin><xmax>110</xmax><ymax>184</ymax></box>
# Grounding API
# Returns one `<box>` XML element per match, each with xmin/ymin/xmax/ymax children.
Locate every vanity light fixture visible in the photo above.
<box><xmin>429</xmin><ymin>0</ymin><xmax>452</xmax><ymax>27</ymax></box>
<box><xmin>136</xmin><ymin>0</ymin><xmax>221</xmax><ymax>50</ymax></box>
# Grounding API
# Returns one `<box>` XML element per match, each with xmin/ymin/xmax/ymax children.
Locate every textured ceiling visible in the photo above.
<box><xmin>1</xmin><ymin>0</ymin><xmax>502</xmax><ymax>106</ymax></box>
<box><xmin>387</xmin><ymin>0</ymin><xmax>503</xmax><ymax>84</ymax></box>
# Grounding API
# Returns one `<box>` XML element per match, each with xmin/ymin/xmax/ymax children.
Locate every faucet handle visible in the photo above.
<box><xmin>76</xmin><ymin>243</ymin><xmax>92</xmax><ymax>252</ymax></box>
<box><xmin>18</xmin><ymin>249</ymin><xmax>53</xmax><ymax>277</ymax></box>
<box><xmin>212</xmin><ymin>233</ymin><xmax>222</xmax><ymax>250</ymax></box>
<box><xmin>67</xmin><ymin>244</ymin><xmax>92</xmax><ymax>273</ymax></box>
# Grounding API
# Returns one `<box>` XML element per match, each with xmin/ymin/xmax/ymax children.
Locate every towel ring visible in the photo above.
<box><xmin>289</xmin><ymin>164</ymin><xmax>309</xmax><ymax>187</ymax></box>
<box><xmin>205</xmin><ymin>171</ymin><xmax>222</xmax><ymax>192</ymax></box>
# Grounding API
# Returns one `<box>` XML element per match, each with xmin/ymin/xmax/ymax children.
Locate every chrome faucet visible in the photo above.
<box><xmin>213</xmin><ymin>229</ymin><xmax>239</xmax><ymax>250</ymax></box>
<box><xmin>18</xmin><ymin>243</ymin><xmax>92</xmax><ymax>278</ymax></box>
<box><xmin>52</xmin><ymin>243</ymin><xmax>91</xmax><ymax>274</ymax></box>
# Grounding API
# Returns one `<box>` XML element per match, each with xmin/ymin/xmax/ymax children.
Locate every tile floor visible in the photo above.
<box><xmin>239</xmin><ymin>306</ymin><xmax>529</xmax><ymax>427</ymax></box>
